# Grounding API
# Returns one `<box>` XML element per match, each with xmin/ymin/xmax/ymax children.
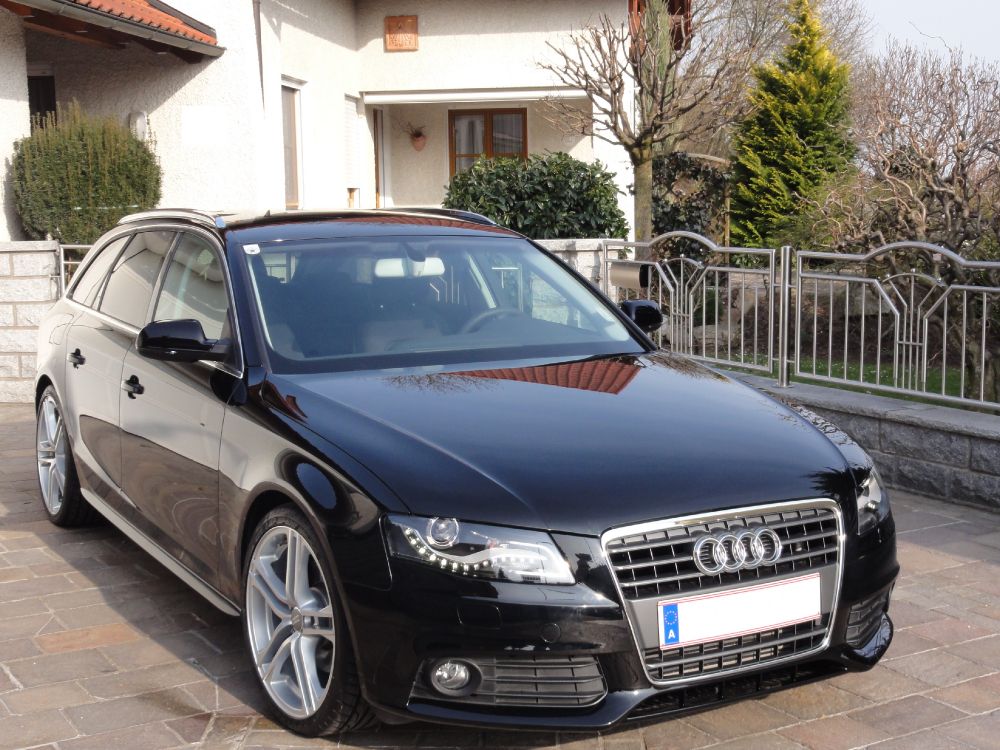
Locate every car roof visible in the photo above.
<box><xmin>116</xmin><ymin>208</ymin><xmax>521</xmax><ymax>245</ymax></box>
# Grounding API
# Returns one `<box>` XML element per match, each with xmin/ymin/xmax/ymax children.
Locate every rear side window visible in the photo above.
<box><xmin>153</xmin><ymin>233</ymin><xmax>229</xmax><ymax>340</ymax></box>
<box><xmin>99</xmin><ymin>231</ymin><xmax>174</xmax><ymax>328</ymax></box>
<box><xmin>69</xmin><ymin>236</ymin><xmax>128</xmax><ymax>307</ymax></box>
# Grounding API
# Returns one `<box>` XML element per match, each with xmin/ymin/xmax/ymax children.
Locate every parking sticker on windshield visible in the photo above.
<box><xmin>243</xmin><ymin>243</ymin><xmax>261</xmax><ymax>255</ymax></box>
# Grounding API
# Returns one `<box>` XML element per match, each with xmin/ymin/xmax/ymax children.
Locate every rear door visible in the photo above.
<box><xmin>118</xmin><ymin>230</ymin><xmax>239</xmax><ymax>587</ymax></box>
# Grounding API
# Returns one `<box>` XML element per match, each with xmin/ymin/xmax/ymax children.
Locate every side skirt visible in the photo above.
<box><xmin>80</xmin><ymin>487</ymin><xmax>240</xmax><ymax>616</ymax></box>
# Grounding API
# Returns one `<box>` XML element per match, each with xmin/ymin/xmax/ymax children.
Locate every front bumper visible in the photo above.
<box><xmin>341</xmin><ymin>514</ymin><xmax>898</xmax><ymax>730</ymax></box>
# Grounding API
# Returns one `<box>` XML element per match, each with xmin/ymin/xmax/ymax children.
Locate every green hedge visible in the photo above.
<box><xmin>443</xmin><ymin>152</ymin><xmax>628</xmax><ymax>239</ymax></box>
<box><xmin>12</xmin><ymin>103</ymin><xmax>162</xmax><ymax>244</ymax></box>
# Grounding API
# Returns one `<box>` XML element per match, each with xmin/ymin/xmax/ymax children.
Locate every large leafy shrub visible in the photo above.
<box><xmin>12</xmin><ymin>103</ymin><xmax>162</xmax><ymax>244</ymax></box>
<box><xmin>443</xmin><ymin>152</ymin><xmax>628</xmax><ymax>239</ymax></box>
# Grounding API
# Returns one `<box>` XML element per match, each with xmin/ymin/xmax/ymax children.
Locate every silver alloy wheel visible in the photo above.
<box><xmin>36</xmin><ymin>394</ymin><xmax>68</xmax><ymax>516</ymax></box>
<box><xmin>246</xmin><ymin>526</ymin><xmax>336</xmax><ymax>719</ymax></box>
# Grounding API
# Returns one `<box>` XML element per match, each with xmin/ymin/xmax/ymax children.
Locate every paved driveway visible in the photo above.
<box><xmin>0</xmin><ymin>403</ymin><xmax>998</xmax><ymax>749</ymax></box>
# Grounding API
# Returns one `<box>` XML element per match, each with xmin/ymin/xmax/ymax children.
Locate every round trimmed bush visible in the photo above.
<box><xmin>12</xmin><ymin>103</ymin><xmax>162</xmax><ymax>244</ymax></box>
<box><xmin>443</xmin><ymin>152</ymin><xmax>628</xmax><ymax>239</ymax></box>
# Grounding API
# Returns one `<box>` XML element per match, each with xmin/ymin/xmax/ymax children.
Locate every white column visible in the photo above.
<box><xmin>591</xmin><ymin>108</ymin><xmax>635</xmax><ymax>241</ymax></box>
<box><xmin>0</xmin><ymin>10</ymin><xmax>30</xmax><ymax>241</ymax></box>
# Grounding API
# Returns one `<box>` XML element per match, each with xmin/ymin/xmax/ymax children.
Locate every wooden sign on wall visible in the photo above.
<box><xmin>384</xmin><ymin>16</ymin><xmax>418</xmax><ymax>52</ymax></box>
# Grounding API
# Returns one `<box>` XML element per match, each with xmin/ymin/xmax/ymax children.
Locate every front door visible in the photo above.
<box><xmin>119</xmin><ymin>231</ymin><xmax>238</xmax><ymax>587</ymax></box>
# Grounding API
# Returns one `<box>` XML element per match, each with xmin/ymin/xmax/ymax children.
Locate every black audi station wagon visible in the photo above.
<box><xmin>34</xmin><ymin>209</ymin><xmax>897</xmax><ymax>736</ymax></box>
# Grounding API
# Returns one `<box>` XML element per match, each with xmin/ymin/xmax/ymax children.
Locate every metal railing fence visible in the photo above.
<box><xmin>604</xmin><ymin>232</ymin><xmax>778</xmax><ymax>374</ymax></box>
<box><xmin>58</xmin><ymin>244</ymin><xmax>90</xmax><ymax>294</ymax></box>
<box><xmin>602</xmin><ymin>232</ymin><xmax>1000</xmax><ymax>412</ymax></box>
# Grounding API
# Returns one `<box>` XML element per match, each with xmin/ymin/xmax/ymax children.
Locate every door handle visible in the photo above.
<box><xmin>67</xmin><ymin>349</ymin><xmax>86</xmax><ymax>368</ymax></box>
<box><xmin>121</xmin><ymin>375</ymin><xmax>144</xmax><ymax>399</ymax></box>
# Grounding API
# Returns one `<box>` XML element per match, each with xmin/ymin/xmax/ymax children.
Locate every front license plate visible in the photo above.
<box><xmin>658</xmin><ymin>572</ymin><xmax>822</xmax><ymax>649</ymax></box>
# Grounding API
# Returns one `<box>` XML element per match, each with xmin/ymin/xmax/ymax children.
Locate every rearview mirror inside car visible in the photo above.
<box><xmin>373</xmin><ymin>256</ymin><xmax>445</xmax><ymax>278</ymax></box>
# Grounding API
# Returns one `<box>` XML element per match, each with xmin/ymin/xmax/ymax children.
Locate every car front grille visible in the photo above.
<box><xmin>603</xmin><ymin>500</ymin><xmax>843</xmax><ymax>688</ymax></box>
<box><xmin>410</xmin><ymin>655</ymin><xmax>607</xmax><ymax>708</ymax></box>
<box><xmin>644</xmin><ymin>614</ymin><xmax>831</xmax><ymax>682</ymax></box>
<box><xmin>606</xmin><ymin>505</ymin><xmax>840</xmax><ymax>601</ymax></box>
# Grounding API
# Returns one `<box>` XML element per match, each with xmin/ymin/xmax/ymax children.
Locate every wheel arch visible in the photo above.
<box><xmin>239</xmin><ymin>486</ymin><xmax>304</xmax><ymax>567</ymax></box>
<box><xmin>35</xmin><ymin>375</ymin><xmax>54</xmax><ymax>410</ymax></box>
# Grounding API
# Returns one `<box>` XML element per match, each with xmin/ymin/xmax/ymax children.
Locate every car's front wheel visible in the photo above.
<box><xmin>243</xmin><ymin>506</ymin><xmax>374</xmax><ymax>736</ymax></box>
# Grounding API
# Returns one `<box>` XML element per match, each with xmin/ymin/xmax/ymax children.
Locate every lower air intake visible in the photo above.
<box><xmin>411</xmin><ymin>655</ymin><xmax>607</xmax><ymax>708</ymax></box>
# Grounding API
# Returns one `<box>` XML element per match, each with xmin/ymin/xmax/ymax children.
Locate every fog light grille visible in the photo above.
<box><xmin>411</xmin><ymin>655</ymin><xmax>607</xmax><ymax>708</ymax></box>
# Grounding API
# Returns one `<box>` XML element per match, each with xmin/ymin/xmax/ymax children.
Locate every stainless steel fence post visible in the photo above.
<box><xmin>601</xmin><ymin>240</ymin><xmax>608</xmax><ymax>294</ymax></box>
<box><xmin>58</xmin><ymin>243</ymin><xmax>66</xmax><ymax>296</ymax></box>
<box><xmin>777</xmin><ymin>245</ymin><xmax>792</xmax><ymax>388</ymax></box>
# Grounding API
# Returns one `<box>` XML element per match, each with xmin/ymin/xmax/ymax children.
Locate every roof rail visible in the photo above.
<box><xmin>383</xmin><ymin>207</ymin><xmax>498</xmax><ymax>227</ymax></box>
<box><xmin>117</xmin><ymin>209</ymin><xmax>224</xmax><ymax>230</ymax></box>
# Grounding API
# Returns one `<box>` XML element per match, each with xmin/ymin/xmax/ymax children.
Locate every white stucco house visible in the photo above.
<box><xmin>0</xmin><ymin>0</ymin><xmax>635</xmax><ymax>242</ymax></box>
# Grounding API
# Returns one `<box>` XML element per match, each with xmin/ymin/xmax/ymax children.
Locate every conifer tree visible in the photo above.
<box><xmin>730</xmin><ymin>0</ymin><xmax>853</xmax><ymax>247</ymax></box>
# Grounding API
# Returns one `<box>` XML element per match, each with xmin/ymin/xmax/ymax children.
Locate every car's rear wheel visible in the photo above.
<box><xmin>36</xmin><ymin>387</ymin><xmax>95</xmax><ymax>527</ymax></box>
<box><xmin>243</xmin><ymin>507</ymin><xmax>374</xmax><ymax>736</ymax></box>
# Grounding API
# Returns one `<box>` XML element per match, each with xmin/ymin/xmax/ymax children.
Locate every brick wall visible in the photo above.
<box><xmin>0</xmin><ymin>242</ymin><xmax>59</xmax><ymax>403</ymax></box>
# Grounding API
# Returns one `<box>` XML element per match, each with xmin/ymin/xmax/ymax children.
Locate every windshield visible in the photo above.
<box><xmin>244</xmin><ymin>235</ymin><xmax>643</xmax><ymax>373</ymax></box>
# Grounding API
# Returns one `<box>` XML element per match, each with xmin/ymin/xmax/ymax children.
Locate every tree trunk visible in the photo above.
<box><xmin>633</xmin><ymin>155</ymin><xmax>654</xmax><ymax>254</ymax></box>
<box><xmin>984</xmin><ymin>347</ymin><xmax>1000</xmax><ymax>405</ymax></box>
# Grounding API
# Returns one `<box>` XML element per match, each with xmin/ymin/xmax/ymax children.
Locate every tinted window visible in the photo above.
<box><xmin>246</xmin><ymin>236</ymin><xmax>640</xmax><ymax>373</ymax></box>
<box><xmin>153</xmin><ymin>234</ymin><xmax>229</xmax><ymax>340</ymax></box>
<box><xmin>70</xmin><ymin>236</ymin><xmax>128</xmax><ymax>307</ymax></box>
<box><xmin>99</xmin><ymin>231</ymin><xmax>173</xmax><ymax>328</ymax></box>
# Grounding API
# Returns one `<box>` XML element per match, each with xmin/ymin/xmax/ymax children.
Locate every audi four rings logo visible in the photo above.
<box><xmin>692</xmin><ymin>527</ymin><xmax>783</xmax><ymax>575</ymax></box>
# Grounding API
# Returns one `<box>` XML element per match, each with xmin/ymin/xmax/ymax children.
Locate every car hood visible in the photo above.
<box><xmin>266</xmin><ymin>353</ymin><xmax>857</xmax><ymax>537</ymax></box>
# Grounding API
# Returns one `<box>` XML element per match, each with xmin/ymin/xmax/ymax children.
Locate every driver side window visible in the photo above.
<box><xmin>153</xmin><ymin>233</ymin><xmax>230</xmax><ymax>341</ymax></box>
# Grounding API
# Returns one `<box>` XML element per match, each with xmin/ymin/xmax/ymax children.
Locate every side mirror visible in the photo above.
<box><xmin>620</xmin><ymin>300</ymin><xmax>664</xmax><ymax>334</ymax></box>
<box><xmin>137</xmin><ymin>319</ymin><xmax>228</xmax><ymax>363</ymax></box>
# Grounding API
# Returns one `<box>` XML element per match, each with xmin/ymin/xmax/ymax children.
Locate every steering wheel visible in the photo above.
<box><xmin>460</xmin><ymin>307</ymin><xmax>526</xmax><ymax>334</ymax></box>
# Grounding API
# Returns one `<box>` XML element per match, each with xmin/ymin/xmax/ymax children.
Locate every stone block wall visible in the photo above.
<box><xmin>536</xmin><ymin>239</ymin><xmax>613</xmax><ymax>288</ymax></box>
<box><xmin>739</xmin><ymin>374</ymin><xmax>1000</xmax><ymax>511</ymax></box>
<box><xmin>0</xmin><ymin>241</ymin><xmax>59</xmax><ymax>403</ymax></box>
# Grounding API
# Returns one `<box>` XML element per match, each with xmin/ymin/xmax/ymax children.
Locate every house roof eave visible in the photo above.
<box><xmin>11</xmin><ymin>0</ymin><xmax>223</xmax><ymax>58</ymax></box>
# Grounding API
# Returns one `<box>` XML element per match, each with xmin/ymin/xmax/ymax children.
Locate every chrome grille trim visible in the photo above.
<box><xmin>601</xmin><ymin>499</ymin><xmax>845</xmax><ymax>689</ymax></box>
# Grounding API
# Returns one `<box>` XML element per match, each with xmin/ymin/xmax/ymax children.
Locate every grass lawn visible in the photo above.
<box><xmin>795</xmin><ymin>357</ymin><xmax>966</xmax><ymax>399</ymax></box>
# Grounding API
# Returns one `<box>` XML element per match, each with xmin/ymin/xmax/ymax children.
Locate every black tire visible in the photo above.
<box><xmin>242</xmin><ymin>506</ymin><xmax>376</xmax><ymax>736</ymax></box>
<box><xmin>35</xmin><ymin>386</ymin><xmax>97</xmax><ymax>527</ymax></box>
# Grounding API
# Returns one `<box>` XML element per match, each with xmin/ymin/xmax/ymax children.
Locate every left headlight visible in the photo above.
<box><xmin>385</xmin><ymin>515</ymin><xmax>575</xmax><ymax>585</ymax></box>
<box><xmin>857</xmin><ymin>467</ymin><xmax>890</xmax><ymax>535</ymax></box>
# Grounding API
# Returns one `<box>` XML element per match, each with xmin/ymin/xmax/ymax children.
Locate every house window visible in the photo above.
<box><xmin>28</xmin><ymin>75</ymin><xmax>56</xmax><ymax>121</ymax></box>
<box><xmin>449</xmin><ymin>109</ymin><xmax>527</xmax><ymax>176</ymax></box>
<box><xmin>281</xmin><ymin>84</ymin><xmax>302</xmax><ymax>209</ymax></box>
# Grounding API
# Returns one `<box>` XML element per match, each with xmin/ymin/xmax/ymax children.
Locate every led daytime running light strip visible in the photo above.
<box><xmin>402</xmin><ymin>526</ymin><xmax>548</xmax><ymax>576</ymax></box>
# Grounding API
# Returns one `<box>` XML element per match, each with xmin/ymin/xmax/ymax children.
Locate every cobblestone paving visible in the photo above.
<box><xmin>0</xmin><ymin>403</ymin><xmax>998</xmax><ymax>749</ymax></box>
